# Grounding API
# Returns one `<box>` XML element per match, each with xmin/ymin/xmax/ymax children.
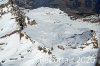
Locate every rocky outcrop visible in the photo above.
<box><xmin>14</xmin><ymin>0</ymin><xmax>100</xmax><ymax>15</ymax></box>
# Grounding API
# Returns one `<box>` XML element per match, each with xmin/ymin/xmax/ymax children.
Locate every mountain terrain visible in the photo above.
<box><xmin>0</xmin><ymin>0</ymin><xmax>100</xmax><ymax>66</ymax></box>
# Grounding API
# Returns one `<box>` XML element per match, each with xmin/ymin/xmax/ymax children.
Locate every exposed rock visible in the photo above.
<box><xmin>14</xmin><ymin>0</ymin><xmax>100</xmax><ymax>15</ymax></box>
<box><xmin>57</xmin><ymin>45</ymin><xmax>65</xmax><ymax>50</ymax></box>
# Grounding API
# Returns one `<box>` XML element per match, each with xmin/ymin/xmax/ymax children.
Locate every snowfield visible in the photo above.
<box><xmin>0</xmin><ymin>13</ymin><xmax>20</xmax><ymax>38</ymax></box>
<box><xmin>0</xmin><ymin>0</ymin><xmax>8</xmax><ymax>5</ymax></box>
<box><xmin>0</xmin><ymin>6</ymin><xmax>100</xmax><ymax>66</ymax></box>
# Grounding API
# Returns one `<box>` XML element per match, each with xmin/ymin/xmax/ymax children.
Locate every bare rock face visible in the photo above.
<box><xmin>14</xmin><ymin>0</ymin><xmax>100</xmax><ymax>15</ymax></box>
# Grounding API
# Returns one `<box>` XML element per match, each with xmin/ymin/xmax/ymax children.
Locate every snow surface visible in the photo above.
<box><xmin>0</xmin><ymin>7</ymin><xmax>100</xmax><ymax>66</ymax></box>
<box><xmin>0</xmin><ymin>13</ymin><xmax>19</xmax><ymax>37</ymax></box>
<box><xmin>0</xmin><ymin>0</ymin><xmax>8</xmax><ymax>5</ymax></box>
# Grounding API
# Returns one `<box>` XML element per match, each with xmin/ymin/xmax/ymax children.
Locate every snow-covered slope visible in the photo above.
<box><xmin>0</xmin><ymin>5</ymin><xmax>100</xmax><ymax>66</ymax></box>
<box><xmin>0</xmin><ymin>0</ymin><xmax>8</xmax><ymax>5</ymax></box>
<box><xmin>0</xmin><ymin>13</ymin><xmax>20</xmax><ymax>38</ymax></box>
